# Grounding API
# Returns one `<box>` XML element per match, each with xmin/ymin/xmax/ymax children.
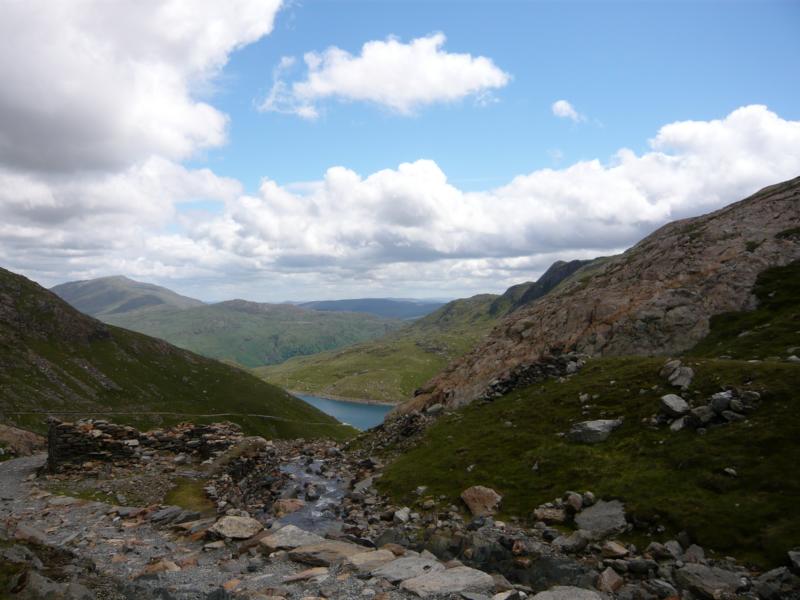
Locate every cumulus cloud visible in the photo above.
<box><xmin>260</xmin><ymin>33</ymin><xmax>511</xmax><ymax>118</ymax></box>
<box><xmin>3</xmin><ymin>105</ymin><xmax>800</xmax><ymax>300</ymax></box>
<box><xmin>552</xmin><ymin>99</ymin><xmax>585</xmax><ymax>122</ymax></box>
<box><xmin>0</xmin><ymin>0</ymin><xmax>282</xmax><ymax>172</ymax></box>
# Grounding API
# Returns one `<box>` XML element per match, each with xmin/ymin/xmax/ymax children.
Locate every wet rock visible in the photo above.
<box><xmin>574</xmin><ymin>500</ymin><xmax>626</xmax><ymax>538</ymax></box>
<box><xmin>272</xmin><ymin>498</ymin><xmax>305</xmax><ymax>517</ymax></box>
<box><xmin>674</xmin><ymin>563</ymin><xmax>742</xmax><ymax>599</ymax></box>
<box><xmin>567</xmin><ymin>419</ymin><xmax>623</xmax><ymax>444</ymax></box>
<box><xmin>461</xmin><ymin>486</ymin><xmax>503</xmax><ymax>517</ymax></box>
<box><xmin>209</xmin><ymin>515</ymin><xmax>263</xmax><ymax>540</ymax></box>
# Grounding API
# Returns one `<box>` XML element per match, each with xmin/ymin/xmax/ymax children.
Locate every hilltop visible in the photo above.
<box><xmin>103</xmin><ymin>299</ymin><xmax>401</xmax><ymax>368</ymax></box>
<box><xmin>257</xmin><ymin>259</ymin><xmax>588</xmax><ymax>402</ymax></box>
<box><xmin>299</xmin><ymin>298</ymin><xmax>444</xmax><ymax>320</ymax></box>
<box><xmin>0</xmin><ymin>267</ymin><xmax>354</xmax><ymax>441</ymax></box>
<box><xmin>405</xmin><ymin>176</ymin><xmax>800</xmax><ymax>413</ymax></box>
<box><xmin>51</xmin><ymin>275</ymin><xmax>204</xmax><ymax>317</ymax></box>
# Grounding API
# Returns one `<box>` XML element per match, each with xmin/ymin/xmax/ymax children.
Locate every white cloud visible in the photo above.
<box><xmin>0</xmin><ymin>0</ymin><xmax>282</xmax><ymax>172</ymax></box>
<box><xmin>3</xmin><ymin>105</ymin><xmax>800</xmax><ymax>300</ymax></box>
<box><xmin>552</xmin><ymin>99</ymin><xmax>585</xmax><ymax>123</ymax></box>
<box><xmin>260</xmin><ymin>33</ymin><xmax>511</xmax><ymax>118</ymax></box>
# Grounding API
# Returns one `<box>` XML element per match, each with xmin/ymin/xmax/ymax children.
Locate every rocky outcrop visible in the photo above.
<box><xmin>402</xmin><ymin>176</ymin><xmax>800</xmax><ymax>413</ymax></box>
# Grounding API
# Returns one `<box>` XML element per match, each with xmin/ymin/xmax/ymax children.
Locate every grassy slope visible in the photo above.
<box><xmin>256</xmin><ymin>294</ymin><xmax>503</xmax><ymax>402</ymax></box>
<box><xmin>0</xmin><ymin>268</ymin><xmax>355</xmax><ymax>441</ymax></box>
<box><xmin>378</xmin><ymin>262</ymin><xmax>800</xmax><ymax>567</ymax></box>
<box><xmin>104</xmin><ymin>301</ymin><xmax>402</xmax><ymax>369</ymax></box>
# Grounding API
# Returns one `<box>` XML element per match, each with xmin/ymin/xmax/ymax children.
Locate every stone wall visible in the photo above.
<box><xmin>46</xmin><ymin>418</ymin><xmax>244</xmax><ymax>472</ymax></box>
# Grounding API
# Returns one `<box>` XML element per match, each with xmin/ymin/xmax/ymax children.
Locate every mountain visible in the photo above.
<box><xmin>299</xmin><ymin>298</ymin><xmax>444</xmax><ymax>320</ymax></box>
<box><xmin>257</xmin><ymin>260</ymin><xmax>587</xmax><ymax>402</ymax></box>
<box><xmin>403</xmin><ymin>176</ymin><xmax>800</xmax><ymax>414</ymax></box>
<box><xmin>51</xmin><ymin>275</ymin><xmax>204</xmax><ymax>317</ymax></box>
<box><xmin>101</xmin><ymin>300</ymin><xmax>402</xmax><ymax>368</ymax></box>
<box><xmin>0</xmin><ymin>267</ymin><xmax>353</xmax><ymax>440</ymax></box>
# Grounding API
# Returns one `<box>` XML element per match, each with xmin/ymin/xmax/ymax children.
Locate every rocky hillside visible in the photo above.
<box><xmin>0</xmin><ymin>267</ymin><xmax>353</xmax><ymax>440</ymax></box>
<box><xmin>51</xmin><ymin>275</ymin><xmax>204</xmax><ymax>316</ymax></box>
<box><xmin>257</xmin><ymin>259</ymin><xmax>587</xmax><ymax>403</ymax></box>
<box><xmin>405</xmin><ymin>176</ymin><xmax>800</xmax><ymax>413</ymax></box>
<box><xmin>299</xmin><ymin>297</ymin><xmax>444</xmax><ymax>320</ymax></box>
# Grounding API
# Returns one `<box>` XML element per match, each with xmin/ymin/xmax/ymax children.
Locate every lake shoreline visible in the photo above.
<box><xmin>289</xmin><ymin>390</ymin><xmax>397</xmax><ymax>407</ymax></box>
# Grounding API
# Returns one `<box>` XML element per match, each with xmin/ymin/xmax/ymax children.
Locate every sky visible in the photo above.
<box><xmin>1</xmin><ymin>0</ymin><xmax>799</xmax><ymax>302</ymax></box>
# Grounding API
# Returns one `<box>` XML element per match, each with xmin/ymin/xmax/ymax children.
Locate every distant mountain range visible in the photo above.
<box><xmin>298</xmin><ymin>298</ymin><xmax>444</xmax><ymax>320</ymax></box>
<box><xmin>50</xmin><ymin>277</ymin><xmax>404</xmax><ymax>368</ymax></box>
<box><xmin>257</xmin><ymin>259</ymin><xmax>588</xmax><ymax>402</ymax></box>
<box><xmin>0</xmin><ymin>267</ymin><xmax>352</xmax><ymax>440</ymax></box>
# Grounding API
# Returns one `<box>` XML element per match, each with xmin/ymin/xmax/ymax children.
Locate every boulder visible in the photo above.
<box><xmin>209</xmin><ymin>515</ymin><xmax>263</xmax><ymax>540</ymax></box>
<box><xmin>461</xmin><ymin>486</ymin><xmax>502</xmax><ymax>517</ymax></box>
<box><xmin>259</xmin><ymin>525</ymin><xmax>324</xmax><ymax>552</ymax></box>
<box><xmin>596</xmin><ymin>566</ymin><xmax>624</xmax><ymax>592</ymax></box>
<box><xmin>289</xmin><ymin>540</ymin><xmax>366</xmax><ymax>566</ymax></box>
<box><xmin>574</xmin><ymin>500</ymin><xmax>626</xmax><ymax>538</ymax></box>
<box><xmin>531</xmin><ymin>587</ymin><xmax>602</xmax><ymax>600</ymax></box>
<box><xmin>400</xmin><ymin>566</ymin><xmax>494</xmax><ymax>597</ymax></box>
<box><xmin>674</xmin><ymin>564</ymin><xmax>742</xmax><ymax>599</ymax></box>
<box><xmin>754</xmin><ymin>566</ymin><xmax>800</xmax><ymax>600</ymax></box>
<box><xmin>660</xmin><ymin>394</ymin><xmax>689</xmax><ymax>417</ymax></box>
<box><xmin>552</xmin><ymin>531</ymin><xmax>589</xmax><ymax>554</ymax></box>
<box><xmin>533</xmin><ymin>507</ymin><xmax>568</xmax><ymax>524</ymax></box>
<box><xmin>346</xmin><ymin>549</ymin><xmax>397</xmax><ymax>574</ymax></box>
<box><xmin>668</xmin><ymin>366</ymin><xmax>694</xmax><ymax>389</ymax></box>
<box><xmin>567</xmin><ymin>419</ymin><xmax>622</xmax><ymax>444</ymax></box>
<box><xmin>372</xmin><ymin>556</ymin><xmax>444</xmax><ymax>583</ymax></box>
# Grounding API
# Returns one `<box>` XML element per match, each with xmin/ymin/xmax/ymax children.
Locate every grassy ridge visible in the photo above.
<box><xmin>378</xmin><ymin>262</ymin><xmax>800</xmax><ymax>567</ymax></box>
<box><xmin>104</xmin><ymin>301</ymin><xmax>402</xmax><ymax>368</ymax></box>
<box><xmin>256</xmin><ymin>294</ymin><xmax>503</xmax><ymax>402</ymax></box>
<box><xmin>1</xmin><ymin>267</ymin><xmax>355</xmax><ymax>441</ymax></box>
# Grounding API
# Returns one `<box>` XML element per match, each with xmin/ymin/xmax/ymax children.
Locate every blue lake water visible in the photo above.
<box><xmin>296</xmin><ymin>394</ymin><xmax>392</xmax><ymax>430</ymax></box>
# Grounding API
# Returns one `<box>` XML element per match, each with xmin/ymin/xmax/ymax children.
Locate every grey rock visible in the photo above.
<box><xmin>289</xmin><ymin>540</ymin><xmax>367</xmax><ymax>566</ymax></box>
<box><xmin>552</xmin><ymin>530</ymin><xmax>589</xmax><ymax>554</ymax></box>
<box><xmin>346</xmin><ymin>549</ymin><xmax>397</xmax><ymax>574</ymax></box>
<box><xmin>208</xmin><ymin>515</ymin><xmax>263</xmax><ymax>539</ymax></box>
<box><xmin>400</xmin><ymin>566</ymin><xmax>494</xmax><ymax>597</ymax></box>
<box><xmin>668</xmin><ymin>366</ymin><xmax>694</xmax><ymax>389</ymax></box>
<box><xmin>574</xmin><ymin>500</ymin><xmax>626</xmax><ymax>538</ymax></box>
<box><xmin>755</xmin><ymin>566</ymin><xmax>800</xmax><ymax>600</ymax></box>
<box><xmin>567</xmin><ymin>419</ymin><xmax>623</xmax><ymax>444</ymax></box>
<box><xmin>688</xmin><ymin>405</ymin><xmax>714</xmax><ymax>427</ymax></box>
<box><xmin>645</xmin><ymin>579</ymin><xmax>678</xmax><ymax>598</ymax></box>
<box><xmin>531</xmin><ymin>587</ymin><xmax>602</xmax><ymax>600</ymax></box>
<box><xmin>710</xmin><ymin>390</ymin><xmax>733</xmax><ymax>413</ymax></box>
<box><xmin>790</xmin><ymin>549</ymin><xmax>800</xmax><ymax>574</ymax></box>
<box><xmin>674</xmin><ymin>563</ymin><xmax>742</xmax><ymax>599</ymax></box>
<box><xmin>660</xmin><ymin>394</ymin><xmax>689</xmax><ymax>417</ymax></box>
<box><xmin>372</xmin><ymin>556</ymin><xmax>444</xmax><ymax>583</ymax></box>
<box><xmin>259</xmin><ymin>524</ymin><xmax>324</xmax><ymax>552</ymax></box>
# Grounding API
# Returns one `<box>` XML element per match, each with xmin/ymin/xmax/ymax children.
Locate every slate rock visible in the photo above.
<box><xmin>674</xmin><ymin>564</ymin><xmax>742</xmax><ymax>599</ymax></box>
<box><xmin>400</xmin><ymin>566</ymin><xmax>494</xmax><ymax>597</ymax></box>
<box><xmin>347</xmin><ymin>549</ymin><xmax>397</xmax><ymax>574</ymax></box>
<box><xmin>289</xmin><ymin>540</ymin><xmax>366</xmax><ymax>566</ymax></box>
<box><xmin>531</xmin><ymin>586</ymin><xmax>603</xmax><ymax>600</ymax></box>
<box><xmin>259</xmin><ymin>525</ymin><xmax>324</xmax><ymax>552</ymax></box>
<box><xmin>372</xmin><ymin>556</ymin><xmax>444</xmax><ymax>583</ymax></box>
<box><xmin>574</xmin><ymin>500</ymin><xmax>626</xmax><ymax>538</ymax></box>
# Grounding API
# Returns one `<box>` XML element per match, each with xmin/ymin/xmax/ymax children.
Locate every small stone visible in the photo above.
<box><xmin>533</xmin><ymin>507</ymin><xmax>568</xmax><ymax>524</ymax></box>
<box><xmin>574</xmin><ymin>500</ymin><xmax>627</xmax><ymax>538</ymax></box>
<box><xmin>723</xmin><ymin>467</ymin><xmax>738</xmax><ymax>477</ymax></box>
<box><xmin>601</xmin><ymin>541</ymin><xmax>629</xmax><ymax>558</ymax></box>
<box><xmin>209</xmin><ymin>515</ymin><xmax>263</xmax><ymax>540</ymax></box>
<box><xmin>393</xmin><ymin>507</ymin><xmax>411</xmax><ymax>523</ymax></box>
<box><xmin>273</xmin><ymin>498</ymin><xmax>305</xmax><ymax>517</ymax></box>
<box><xmin>567</xmin><ymin>419</ymin><xmax>623</xmax><ymax>444</ymax></box>
<box><xmin>660</xmin><ymin>394</ymin><xmax>689</xmax><ymax>417</ymax></box>
<box><xmin>553</xmin><ymin>530</ymin><xmax>590</xmax><ymax>554</ymax></box>
<box><xmin>282</xmin><ymin>567</ymin><xmax>329</xmax><ymax>582</ymax></box>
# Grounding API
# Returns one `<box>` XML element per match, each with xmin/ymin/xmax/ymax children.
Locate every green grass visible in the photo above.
<box><xmin>689</xmin><ymin>261</ymin><xmax>800</xmax><ymax>360</ymax></box>
<box><xmin>378</xmin><ymin>356</ymin><xmax>799</xmax><ymax>567</ymax></box>
<box><xmin>1</xmin><ymin>267</ymin><xmax>356</xmax><ymax>442</ymax></box>
<box><xmin>257</xmin><ymin>294</ymin><xmax>506</xmax><ymax>402</ymax></box>
<box><xmin>104</xmin><ymin>301</ymin><xmax>402</xmax><ymax>368</ymax></box>
<box><xmin>164</xmin><ymin>478</ymin><xmax>215</xmax><ymax>515</ymax></box>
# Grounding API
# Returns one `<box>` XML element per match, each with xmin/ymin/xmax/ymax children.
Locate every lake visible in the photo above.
<box><xmin>296</xmin><ymin>394</ymin><xmax>392</xmax><ymax>430</ymax></box>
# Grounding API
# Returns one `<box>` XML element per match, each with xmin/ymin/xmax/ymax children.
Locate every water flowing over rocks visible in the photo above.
<box><xmin>2</xmin><ymin>419</ymin><xmax>799</xmax><ymax>598</ymax></box>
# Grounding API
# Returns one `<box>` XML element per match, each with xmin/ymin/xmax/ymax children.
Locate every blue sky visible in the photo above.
<box><xmin>1</xmin><ymin>0</ymin><xmax>799</xmax><ymax>301</ymax></box>
<box><xmin>197</xmin><ymin>0</ymin><xmax>800</xmax><ymax>192</ymax></box>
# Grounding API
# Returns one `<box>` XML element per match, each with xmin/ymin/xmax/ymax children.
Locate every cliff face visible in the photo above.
<box><xmin>404</xmin><ymin>176</ymin><xmax>800</xmax><ymax>413</ymax></box>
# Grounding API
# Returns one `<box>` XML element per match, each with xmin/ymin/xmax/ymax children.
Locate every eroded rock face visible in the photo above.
<box><xmin>400</xmin><ymin>177</ymin><xmax>800</xmax><ymax>413</ymax></box>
